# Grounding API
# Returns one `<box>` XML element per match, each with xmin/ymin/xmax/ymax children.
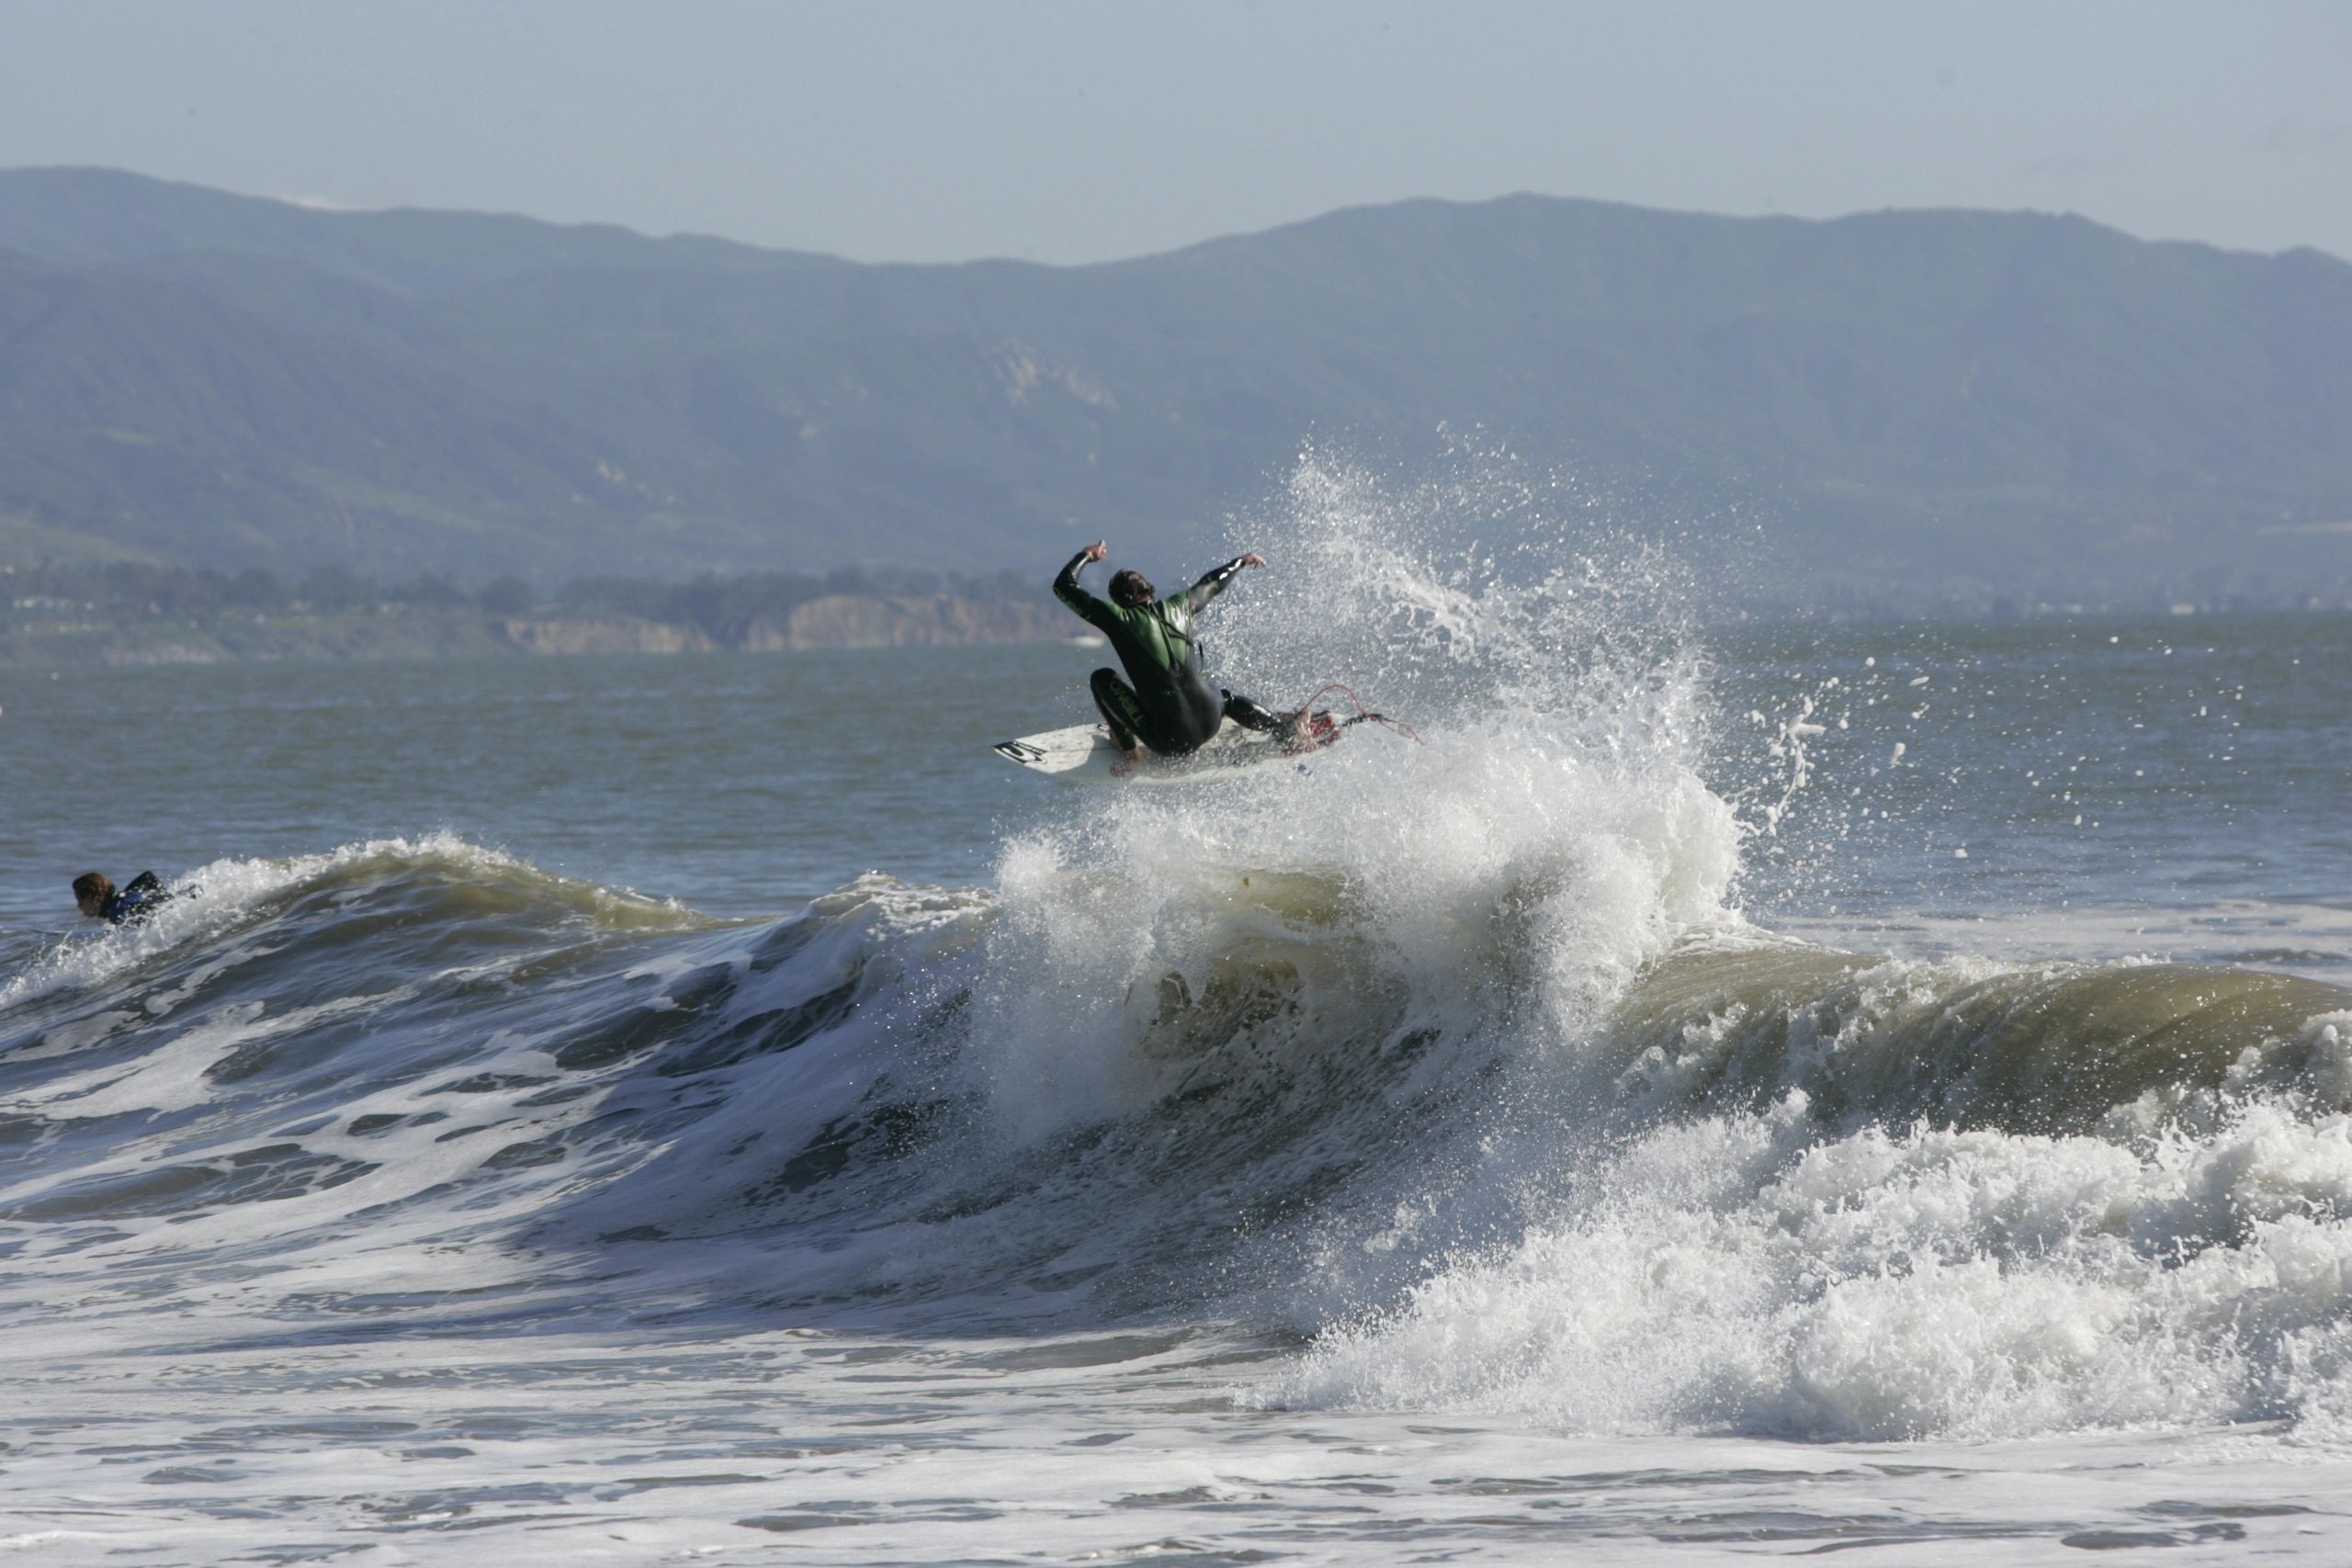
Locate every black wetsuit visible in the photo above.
<box><xmin>99</xmin><ymin>871</ymin><xmax>174</xmax><ymax>926</ymax></box>
<box><xmin>1053</xmin><ymin>551</ymin><xmax>1289</xmax><ymax>756</ymax></box>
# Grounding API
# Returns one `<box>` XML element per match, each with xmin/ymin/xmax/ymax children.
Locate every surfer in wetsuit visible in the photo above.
<box><xmin>1054</xmin><ymin>540</ymin><xmax>1299</xmax><ymax>769</ymax></box>
<box><xmin>73</xmin><ymin>870</ymin><xmax>176</xmax><ymax>926</ymax></box>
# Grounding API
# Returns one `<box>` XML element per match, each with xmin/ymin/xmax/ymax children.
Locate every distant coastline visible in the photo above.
<box><xmin>1</xmin><ymin>592</ymin><xmax>1084</xmax><ymax>668</ymax></box>
<box><xmin>0</xmin><ymin>558</ymin><xmax>1095</xmax><ymax>668</ymax></box>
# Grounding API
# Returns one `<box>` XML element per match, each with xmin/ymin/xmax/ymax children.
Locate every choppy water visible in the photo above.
<box><xmin>6</xmin><ymin>462</ymin><xmax>2352</xmax><ymax>1563</ymax></box>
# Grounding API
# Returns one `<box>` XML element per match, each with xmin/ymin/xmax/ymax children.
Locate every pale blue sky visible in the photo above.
<box><xmin>2</xmin><ymin>0</ymin><xmax>2346</xmax><ymax>263</ymax></box>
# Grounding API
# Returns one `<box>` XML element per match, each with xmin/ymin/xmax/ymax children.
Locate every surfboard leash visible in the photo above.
<box><xmin>1292</xmin><ymin>681</ymin><xmax>1426</xmax><ymax>748</ymax></box>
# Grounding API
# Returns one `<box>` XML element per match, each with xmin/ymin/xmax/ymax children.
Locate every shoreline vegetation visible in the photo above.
<box><xmin>1</xmin><ymin>560</ymin><xmax>1081</xmax><ymax>668</ymax></box>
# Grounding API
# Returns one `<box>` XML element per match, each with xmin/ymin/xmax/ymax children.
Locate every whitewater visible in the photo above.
<box><xmin>6</xmin><ymin>457</ymin><xmax>2351</xmax><ymax>1562</ymax></box>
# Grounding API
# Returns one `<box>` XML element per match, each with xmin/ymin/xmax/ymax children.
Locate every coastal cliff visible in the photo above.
<box><xmin>743</xmin><ymin>593</ymin><xmax>1072</xmax><ymax>650</ymax></box>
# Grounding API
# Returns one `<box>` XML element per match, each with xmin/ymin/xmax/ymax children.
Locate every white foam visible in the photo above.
<box><xmin>1259</xmin><ymin>1096</ymin><xmax>2352</xmax><ymax>1445</ymax></box>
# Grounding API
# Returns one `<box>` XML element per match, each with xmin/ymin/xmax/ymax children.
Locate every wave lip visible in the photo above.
<box><xmin>1607</xmin><ymin>944</ymin><xmax>2352</xmax><ymax>1134</ymax></box>
<box><xmin>1</xmin><ymin>831</ymin><xmax>694</xmax><ymax>1013</ymax></box>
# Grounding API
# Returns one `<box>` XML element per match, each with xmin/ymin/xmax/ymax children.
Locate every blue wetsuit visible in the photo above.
<box><xmin>101</xmin><ymin>872</ymin><xmax>173</xmax><ymax>926</ymax></box>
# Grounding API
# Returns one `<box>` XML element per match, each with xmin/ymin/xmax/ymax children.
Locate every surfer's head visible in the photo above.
<box><xmin>1110</xmin><ymin>570</ymin><xmax>1155</xmax><ymax>608</ymax></box>
<box><xmin>73</xmin><ymin>872</ymin><xmax>113</xmax><ymax>919</ymax></box>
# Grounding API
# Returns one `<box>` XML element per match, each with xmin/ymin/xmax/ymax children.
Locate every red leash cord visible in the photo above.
<box><xmin>1293</xmin><ymin>681</ymin><xmax>1426</xmax><ymax>747</ymax></box>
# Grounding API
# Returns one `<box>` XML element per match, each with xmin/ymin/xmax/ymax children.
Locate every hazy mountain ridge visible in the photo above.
<box><xmin>4</xmin><ymin>166</ymin><xmax>2348</xmax><ymax>603</ymax></box>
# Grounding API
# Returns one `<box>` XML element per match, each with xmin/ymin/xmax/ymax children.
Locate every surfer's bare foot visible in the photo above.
<box><xmin>1110</xmin><ymin>746</ymin><xmax>1145</xmax><ymax>778</ymax></box>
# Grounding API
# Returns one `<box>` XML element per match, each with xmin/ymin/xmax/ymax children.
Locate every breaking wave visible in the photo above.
<box><xmin>6</xmin><ymin>452</ymin><xmax>2349</xmax><ymax>1450</ymax></box>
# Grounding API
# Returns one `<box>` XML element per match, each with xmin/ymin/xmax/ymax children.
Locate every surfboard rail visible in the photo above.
<box><xmin>991</xmin><ymin>719</ymin><xmax>1318</xmax><ymax>786</ymax></box>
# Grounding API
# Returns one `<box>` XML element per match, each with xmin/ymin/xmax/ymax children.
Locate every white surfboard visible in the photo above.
<box><xmin>992</xmin><ymin>718</ymin><xmax>1318</xmax><ymax>786</ymax></box>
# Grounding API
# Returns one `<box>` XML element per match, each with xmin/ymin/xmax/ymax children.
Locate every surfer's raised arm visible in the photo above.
<box><xmin>1053</xmin><ymin>540</ymin><xmax>1116</xmax><ymax>632</ymax></box>
<box><xmin>1172</xmin><ymin>551</ymin><xmax>1267</xmax><ymax>614</ymax></box>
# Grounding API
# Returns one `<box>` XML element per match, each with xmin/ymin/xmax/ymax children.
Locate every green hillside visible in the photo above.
<box><xmin>3</xmin><ymin>167</ymin><xmax>2347</xmax><ymax>601</ymax></box>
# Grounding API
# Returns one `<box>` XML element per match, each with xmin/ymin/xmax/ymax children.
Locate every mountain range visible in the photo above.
<box><xmin>4</xmin><ymin>165</ymin><xmax>2348</xmax><ymax>604</ymax></box>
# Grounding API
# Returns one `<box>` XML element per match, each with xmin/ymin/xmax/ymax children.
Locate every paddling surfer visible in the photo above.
<box><xmin>1053</xmin><ymin>541</ymin><xmax>1300</xmax><ymax>771</ymax></box>
<box><xmin>73</xmin><ymin>870</ymin><xmax>179</xmax><ymax>926</ymax></box>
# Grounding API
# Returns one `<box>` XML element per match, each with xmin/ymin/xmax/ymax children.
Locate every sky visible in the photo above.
<box><xmin>2</xmin><ymin>0</ymin><xmax>2347</xmax><ymax>265</ymax></box>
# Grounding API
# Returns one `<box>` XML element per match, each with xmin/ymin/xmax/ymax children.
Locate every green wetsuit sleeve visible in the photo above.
<box><xmin>1054</xmin><ymin>550</ymin><xmax>1118</xmax><ymax>635</ymax></box>
<box><xmin>1168</xmin><ymin>556</ymin><xmax>1249</xmax><ymax>615</ymax></box>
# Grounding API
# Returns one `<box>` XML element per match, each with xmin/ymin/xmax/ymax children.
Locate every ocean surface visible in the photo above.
<box><xmin>6</xmin><ymin>485</ymin><xmax>2352</xmax><ymax>1564</ymax></box>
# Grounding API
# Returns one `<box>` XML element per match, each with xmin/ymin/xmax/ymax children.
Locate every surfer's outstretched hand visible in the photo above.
<box><xmin>1240</xmin><ymin>552</ymin><xmax>1267</xmax><ymax>568</ymax></box>
<box><xmin>1082</xmin><ymin>539</ymin><xmax>1109</xmax><ymax>563</ymax></box>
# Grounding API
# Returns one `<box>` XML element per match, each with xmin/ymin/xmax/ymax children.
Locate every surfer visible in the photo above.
<box><xmin>1054</xmin><ymin>540</ymin><xmax>1300</xmax><ymax>769</ymax></box>
<box><xmin>73</xmin><ymin>870</ymin><xmax>177</xmax><ymax>927</ymax></box>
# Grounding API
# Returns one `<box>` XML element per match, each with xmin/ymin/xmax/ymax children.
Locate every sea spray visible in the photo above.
<box><xmin>967</xmin><ymin>446</ymin><xmax>1737</xmax><ymax>1112</ymax></box>
<box><xmin>924</xmin><ymin>450</ymin><xmax>1764</xmax><ymax>1327</ymax></box>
